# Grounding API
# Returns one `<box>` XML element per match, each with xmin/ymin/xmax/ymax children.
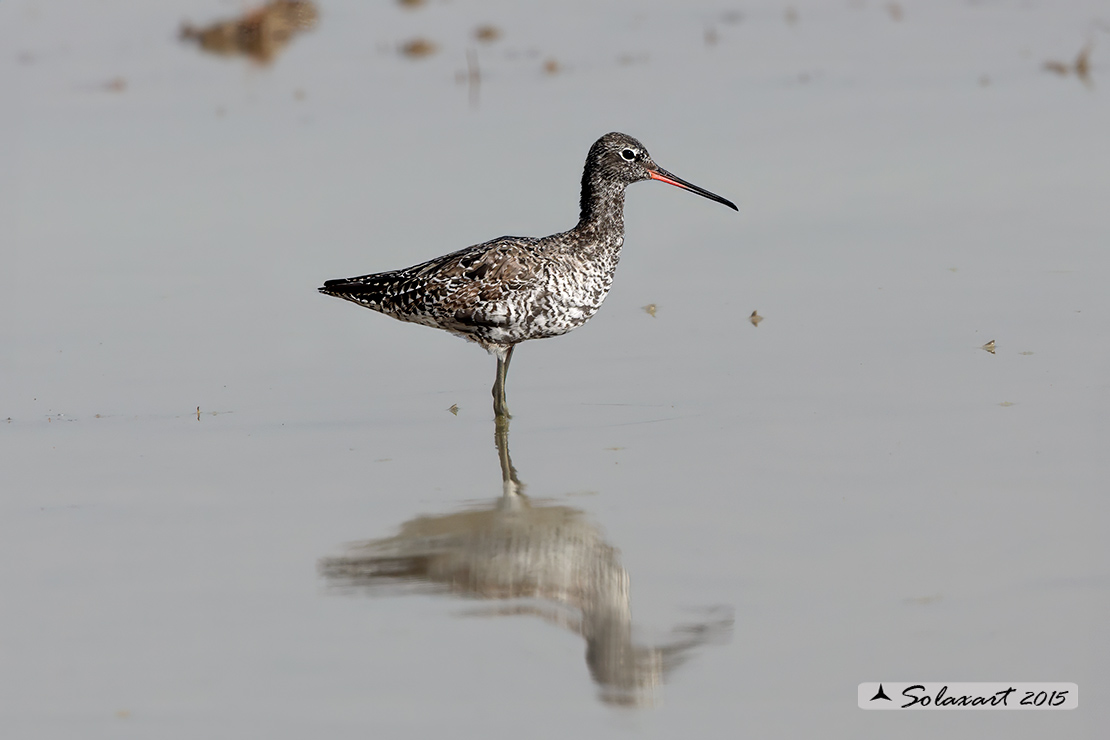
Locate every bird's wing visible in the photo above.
<box><xmin>320</xmin><ymin>236</ymin><xmax>544</xmax><ymax>330</ymax></box>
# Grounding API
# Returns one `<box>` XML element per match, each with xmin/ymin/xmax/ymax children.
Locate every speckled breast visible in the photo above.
<box><xmin>485</xmin><ymin>238</ymin><xmax>623</xmax><ymax>346</ymax></box>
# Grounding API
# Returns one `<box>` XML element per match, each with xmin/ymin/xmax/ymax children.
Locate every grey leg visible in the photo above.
<box><xmin>493</xmin><ymin>413</ymin><xmax>523</xmax><ymax>497</ymax></box>
<box><xmin>492</xmin><ymin>345</ymin><xmax>515</xmax><ymax>419</ymax></box>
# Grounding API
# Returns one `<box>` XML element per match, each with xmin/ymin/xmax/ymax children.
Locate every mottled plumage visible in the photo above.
<box><xmin>320</xmin><ymin>132</ymin><xmax>737</xmax><ymax>417</ymax></box>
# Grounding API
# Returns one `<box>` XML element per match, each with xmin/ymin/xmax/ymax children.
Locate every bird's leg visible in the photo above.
<box><xmin>492</xmin><ymin>345</ymin><xmax>515</xmax><ymax>419</ymax></box>
<box><xmin>493</xmin><ymin>413</ymin><xmax>524</xmax><ymax>499</ymax></box>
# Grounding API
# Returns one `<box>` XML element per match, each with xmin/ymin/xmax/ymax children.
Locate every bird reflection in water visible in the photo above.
<box><xmin>319</xmin><ymin>419</ymin><xmax>732</xmax><ymax>707</ymax></box>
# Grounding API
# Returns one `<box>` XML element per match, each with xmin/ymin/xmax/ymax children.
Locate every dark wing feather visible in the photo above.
<box><xmin>319</xmin><ymin>236</ymin><xmax>544</xmax><ymax>335</ymax></box>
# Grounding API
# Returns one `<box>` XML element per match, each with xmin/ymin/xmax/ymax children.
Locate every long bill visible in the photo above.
<box><xmin>648</xmin><ymin>167</ymin><xmax>738</xmax><ymax>211</ymax></box>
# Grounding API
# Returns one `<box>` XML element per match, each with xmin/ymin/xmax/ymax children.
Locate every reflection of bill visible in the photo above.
<box><xmin>320</xmin><ymin>419</ymin><xmax>733</xmax><ymax>706</ymax></box>
<box><xmin>858</xmin><ymin>682</ymin><xmax>1078</xmax><ymax>710</ymax></box>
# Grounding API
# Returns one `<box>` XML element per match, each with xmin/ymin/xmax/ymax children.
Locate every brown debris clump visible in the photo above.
<box><xmin>1044</xmin><ymin>42</ymin><xmax>1094</xmax><ymax>87</ymax></box>
<box><xmin>474</xmin><ymin>25</ymin><xmax>502</xmax><ymax>43</ymax></box>
<box><xmin>180</xmin><ymin>1</ymin><xmax>318</xmax><ymax>65</ymax></box>
<box><xmin>400</xmin><ymin>38</ymin><xmax>438</xmax><ymax>59</ymax></box>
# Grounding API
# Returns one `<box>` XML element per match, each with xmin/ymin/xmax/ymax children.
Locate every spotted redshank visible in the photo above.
<box><xmin>319</xmin><ymin>132</ymin><xmax>737</xmax><ymax>417</ymax></box>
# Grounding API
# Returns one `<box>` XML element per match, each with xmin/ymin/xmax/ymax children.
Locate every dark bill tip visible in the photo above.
<box><xmin>648</xmin><ymin>167</ymin><xmax>738</xmax><ymax>211</ymax></box>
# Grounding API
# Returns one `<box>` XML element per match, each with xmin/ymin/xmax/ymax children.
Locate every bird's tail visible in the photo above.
<box><xmin>318</xmin><ymin>272</ymin><xmax>403</xmax><ymax>311</ymax></box>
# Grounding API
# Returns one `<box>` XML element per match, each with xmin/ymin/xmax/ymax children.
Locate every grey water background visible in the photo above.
<box><xmin>2</xmin><ymin>0</ymin><xmax>1107</xmax><ymax>737</ymax></box>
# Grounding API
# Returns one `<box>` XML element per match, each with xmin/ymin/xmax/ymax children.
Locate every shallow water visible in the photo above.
<box><xmin>3</xmin><ymin>0</ymin><xmax>1108</xmax><ymax>737</ymax></box>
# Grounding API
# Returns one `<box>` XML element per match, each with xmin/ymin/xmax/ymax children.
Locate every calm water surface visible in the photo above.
<box><xmin>3</xmin><ymin>1</ymin><xmax>1107</xmax><ymax>737</ymax></box>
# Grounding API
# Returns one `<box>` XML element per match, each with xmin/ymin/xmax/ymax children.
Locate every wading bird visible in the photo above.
<box><xmin>319</xmin><ymin>132</ymin><xmax>737</xmax><ymax>417</ymax></box>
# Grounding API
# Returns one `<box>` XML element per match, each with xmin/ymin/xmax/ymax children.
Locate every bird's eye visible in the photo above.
<box><xmin>620</xmin><ymin>148</ymin><xmax>636</xmax><ymax>161</ymax></box>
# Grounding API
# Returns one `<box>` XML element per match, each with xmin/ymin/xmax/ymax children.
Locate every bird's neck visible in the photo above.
<box><xmin>574</xmin><ymin>173</ymin><xmax>626</xmax><ymax>243</ymax></box>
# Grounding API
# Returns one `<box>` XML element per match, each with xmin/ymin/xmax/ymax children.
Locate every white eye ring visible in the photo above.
<box><xmin>620</xmin><ymin>148</ymin><xmax>636</xmax><ymax>161</ymax></box>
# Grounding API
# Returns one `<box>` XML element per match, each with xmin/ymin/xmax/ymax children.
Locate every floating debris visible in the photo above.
<box><xmin>643</xmin><ymin>303</ymin><xmax>657</xmax><ymax>318</ymax></box>
<box><xmin>474</xmin><ymin>25</ymin><xmax>502</xmax><ymax>43</ymax></box>
<box><xmin>1076</xmin><ymin>43</ymin><xmax>1092</xmax><ymax>80</ymax></box>
<box><xmin>998</xmin><ymin>401</ymin><xmax>1016</xmax><ymax>407</ymax></box>
<box><xmin>704</xmin><ymin>26</ymin><xmax>719</xmax><ymax>47</ymax></box>
<box><xmin>1020</xmin><ymin>351</ymin><xmax>1035</xmax><ymax>356</ymax></box>
<box><xmin>886</xmin><ymin>2</ymin><xmax>904</xmax><ymax>22</ymax></box>
<box><xmin>180</xmin><ymin>1</ymin><xmax>318</xmax><ymax>65</ymax></box>
<box><xmin>72</xmin><ymin>77</ymin><xmax>128</xmax><ymax>94</ymax></box>
<box><xmin>400</xmin><ymin>38</ymin><xmax>437</xmax><ymax>59</ymax></box>
<box><xmin>979</xmin><ymin>75</ymin><xmax>991</xmax><ymax>87</ymax></box>
<box><xmin>785</xmin><ymin>7</ymin><xmax>799</xmax><ymax>26</ymax></box>
<box><xmin>980</xmin><ymin>340</ymin><xmax>996</xmax><ymax>354</ymax></box>
<box><xmin>543</xmin><ymin>58</ymin><xmax>560</xmax><ymax>75</ymax></box>
<box><xmin>1044</xmin><ymin>41</ymin><xmax>1094</xmax><ymax>86</ymax></box>
<box><xmin>448</xmin><ymin>404</ymin><xmax>460</xmax><ymax>416</ymax></box>
<box><xmin>397</xmin><ymin>0</ymin><xmax>426</xmax><ymax>7</ymax></box>
<box><xmin>750</xmin><ymin>310</ymin><xmax>763</xmax><ymax>327</ymax></box>
<box><xmin>193</xmin><ymin>407</ymin><xmax>232</xmax><ymax>419</ymax></box>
